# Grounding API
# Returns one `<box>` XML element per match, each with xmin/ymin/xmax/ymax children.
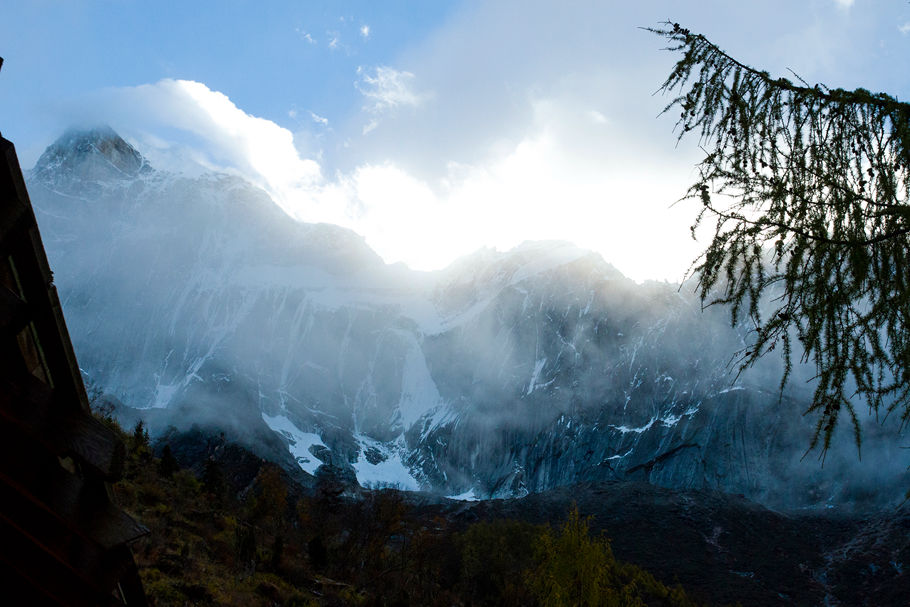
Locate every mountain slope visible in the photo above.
<box><xmin>27</xmin><ymin>127</ymin><xmax>909</xmax><ymax>510</ymax></box>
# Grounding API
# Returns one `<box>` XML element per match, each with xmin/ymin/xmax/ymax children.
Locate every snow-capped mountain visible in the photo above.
<box><xmin>27</xmin><ymin>127</ymin><xmax>909</xmax><ymax>510</ymax></box>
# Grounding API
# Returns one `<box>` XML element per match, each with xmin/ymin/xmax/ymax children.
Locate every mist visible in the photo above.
<box><xmin>24</xmin><ymin>126</ymin><xmax>909</xmax><ymax>512</ymax></box>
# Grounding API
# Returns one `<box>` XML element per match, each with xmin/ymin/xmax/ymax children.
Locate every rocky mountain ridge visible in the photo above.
<box><xmin>27</xmin><ymin>127</ymin><xmax>910</xmax><ymax>511</ymax></box>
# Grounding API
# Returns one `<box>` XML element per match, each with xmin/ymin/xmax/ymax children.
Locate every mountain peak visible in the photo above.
<box><xmin>31</xmin><ymin>126</ymin><xmax>150</xmax><ymax>185</ymax></box>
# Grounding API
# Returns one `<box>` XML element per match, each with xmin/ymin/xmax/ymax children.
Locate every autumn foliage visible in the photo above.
<box><xmin>110</xmin><ymin>419</ymin><xmax>709</xmax><ymax>606</ymax></box>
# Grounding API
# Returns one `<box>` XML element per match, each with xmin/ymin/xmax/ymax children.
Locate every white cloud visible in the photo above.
<box><xmin>17</xmin><ymin>0</ymin><xmax>908</xmax><ymax>286</ymax></box>
<box><xmin>72</xmin><ymin>1</ymin><xmax>882</xmax><ymax>283</ymax></box>
<box><xmin>326</xmin><ymin>126</ymin><xmax>698</xmax><ymax>280</ymax></box>
<box><xmin>588</xmin><ymin>110</ymin><xmax>609</xmax><ymax>125</ymax></box>
<box><xmin>833</xmin><ymin>0</ymin><xmax>854</xmax><ymax>8</ymax></box>
<box><xmin>355</xmin><ymin>66</ymin><xmax>430</xmax><ymax>134</ymax></box>
<box><xmin>85</xmin><ymin>77</ymin><xmax>697</xmax><ymax>281</ymax></box>
<box><xmin>900</xmin><ymin>22</ymin><xmax>910</xmax><ymax>35</ymax></box>
<box><xmin>309</xmin><ymin>111</ymin><xmax>329</xmax><ymax>126</ymax></box>
<box><xmin>360</xmin><ymin>24</ymin><xmax>370</xmax><ymax>38</ymax></box>
<box><xmin>295</xmin><ymin>28</ymin><xmax>316</xmax><ymax>44</ymax></box>
<box><xmin>73</xmin><ymin>80</ymin><xmax>322</xmax><ymax>216</ymax></box>
<box><xmin>356</xmin><ymin>66</ymin><xmax>427</xmax><ymax>113</ymax></box>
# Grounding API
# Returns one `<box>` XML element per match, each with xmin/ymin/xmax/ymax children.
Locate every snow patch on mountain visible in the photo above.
<box><xmin>152</xmin><ymin>382</ymin><xmax>181</xmax><ymax>409</ymax></box>
<box><xmin>354</xmin><ymin>434</ymin><xmax>420</xmax><ymax>490</ymax></box>
<box><xmin>262</xmin><ymin>412</ymin><xmax>326</xmax><ymax>475</ymax></box>
<box><xmin>527</xmin><ymin>358</ymin><xmax>548</xmax><ymax>394</ymax></box>
<box><xmin>394</xmin><ymin>332</ymin><xmax>445</xmax><ymax>430</ymax></box>
<box><xmin>447</xmin><ymin>489</ymin><xmax>480</xmax><ymax>501</ymax></box>
<box><xmin>610</xmin><ymin>417</ymin><xmax>657</xmax><ymax>434</ymax></box>
<box><xmin>417</xmin><ymin>403</ymin><xmax>458</xmax><ymax>442</ymax></box>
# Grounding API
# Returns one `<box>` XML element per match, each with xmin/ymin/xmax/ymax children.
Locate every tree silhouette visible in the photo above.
<box><xmin>651</xmin><ymin>22</ymin><xmax>910</xmax><ymax>453</ymax></box>
<box><xmin>157</xmin><ymin>444</ymin><xmax>180</xmax><ymax>478</ymax></box>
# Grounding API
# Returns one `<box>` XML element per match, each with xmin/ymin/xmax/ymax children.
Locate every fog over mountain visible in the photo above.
<box><xmin>27</xmin><ymin>127</ymin><xmax>909</xmax><ymax>511</ymax></box>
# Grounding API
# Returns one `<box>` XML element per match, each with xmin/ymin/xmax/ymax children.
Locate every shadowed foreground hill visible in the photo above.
<box><xmin>457</xmin><ymin>483</ymin><xmax>910</xmax><ymax>606</ymax></box>
<box><xmin>108</xmin><ymin>414</ymin><xmax>908</xmax><ymax>606</ymax></box>
<box><xmin>109</xmin><ymin>414</ymin><xmax>706</xmax><ymax>606</ymax></box>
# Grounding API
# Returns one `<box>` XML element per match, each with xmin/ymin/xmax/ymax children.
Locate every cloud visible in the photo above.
<box><xmin>356</xmin><ymin>66</ymin><xmax>427</xmax><ymax>113</ymax></box>
<box><xmin>310</xmin><ymin>111</ymin><xmax>329</xmax><ymax>126</ymax></box>
<box><xmin>355</xmin><ymin>66</ymin><xmax>430</xmax><ymax>134</ymax></box>
<box><xmin>145</xmin><ymin>81</ymin><xmax>322</xmax><ymax>199</ymax></box>
<box><xmin>295</xmin><ymin>28</ymin><xmax>316</xmax><ymax>45</ymax></box>
<box><xmin>588</xmin><ymin>110</ymin><xmax>609</xmax><ymax>125</ymax></box>
<box><xmin>70</xmin><ymin>80</ymin><xmax>323</xmax><ymax>214</ymax></box>
<box><xmin>900</xmin><ymin>22</ymin><xmax>910</xmax><ymax>35</ymax></box>
<box><xmin>64</xmin><ymin>1</ymin><xmax>885</xmax><ymax>283</ymax></box>
<box><xmin>78</xmin><ymin>76</ymin><xmax>698</xmax><ymax>281</ymax></box>
<box><xmin>360</xmin><ymin>24</ymin><xmax>370</xmax><ymax>38</ymax></box>
<box><xmin>833</xmin><ymin>0</ymin><xmax>854</xmax><ymax>8</ymax></box>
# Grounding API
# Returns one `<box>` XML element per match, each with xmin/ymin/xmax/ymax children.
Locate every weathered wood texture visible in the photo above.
<box><xmin>0</xmin><ymin>128</ymin><xmax>148</xmax><ymax>606</ymax></box>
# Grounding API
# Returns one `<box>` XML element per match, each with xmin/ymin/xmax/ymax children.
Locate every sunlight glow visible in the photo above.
<box><xmin>105</xmin><ymin>78</ymin><xmax>699</xmax><ymax>282</ymax></box>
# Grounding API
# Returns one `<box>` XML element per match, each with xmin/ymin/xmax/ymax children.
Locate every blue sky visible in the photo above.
<box><xmin>2</xmin><ymin>0</ymin><xmax>908</xmax><ymax>281</ymax></box>
<box><xmin>1</xmin><ymin>1</ymin><xmax>456</xmax><ymax>159</ymax></box>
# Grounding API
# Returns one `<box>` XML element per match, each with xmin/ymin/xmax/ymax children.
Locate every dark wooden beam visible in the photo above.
<box><xmin>0</xmin><ymin>283</ymin><xmax>29</xmax><ymax>338</ymax></box>
<box><xmin>0</xmin><ymin>130</ymin><xmax>148</xmax><ymax>606</ymax></box>
<box><xmin>0</xmin><ymin>374</ymin><xmax>125</xmax><ymax>480</ymax></box>
<box><xmin>0</xmin><ymin>423</ymin><xmax>146</xmax><ymax>547</ymax></box>
<box><xmin>0</xmin><ymin>135</ymin><xmax>90</xmax><ymax>410</ymax></box>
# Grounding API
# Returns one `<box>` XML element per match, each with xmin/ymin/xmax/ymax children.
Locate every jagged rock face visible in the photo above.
<box><xmin>409</xmin><ymin>254</ymin><xmax>812</xmax><ymax>503</ymax></box>
<box><xmin>31</xmin><ymin>126</ymin><xmax>151</xmax><ymax>190</ymax></box>
<box><xmin>27</xmin><ymin>128</ymin><xmax>909</xmax><ymax>510</ymax></box>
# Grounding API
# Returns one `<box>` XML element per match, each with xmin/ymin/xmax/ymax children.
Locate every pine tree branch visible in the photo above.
<box><xmin>650</xmin><ymin>22</ymin><xmax>910</xmax><ymax>114</ymax></box>
<box><xmin>652</xmin><ymin>22</ymin><xmax>910</xmax><ymax>454</ymax></box>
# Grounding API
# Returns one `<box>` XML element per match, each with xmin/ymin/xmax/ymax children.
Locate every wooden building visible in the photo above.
<box><xmin>0</xmin><ymin>58</ymin><xmax>149</xmax><ymax>605</ymax></box>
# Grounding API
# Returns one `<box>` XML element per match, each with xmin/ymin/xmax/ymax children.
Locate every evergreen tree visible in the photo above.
<box><xmin>157</xmin><ymin>444</ymin><xmax>180</xmax><ymax>478</ymax></box>
<box><xmin>246</xmin><ymin>464</ymin><xmax>288</xmax><ymax>532</ymax></box>
<box><xmin>202</xmin><ymin>458</ymin><xmax>228</xmax><ymax>504</ymax></box>
<box><xmin>651</xmin><ymin>22</ymin><xmax>910</xmax><ymax>452</ymax></box>
<box><xmin>131</xmin><ymin>419</ymin><xmax>150</xmax><ymax>451</ymax></box>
